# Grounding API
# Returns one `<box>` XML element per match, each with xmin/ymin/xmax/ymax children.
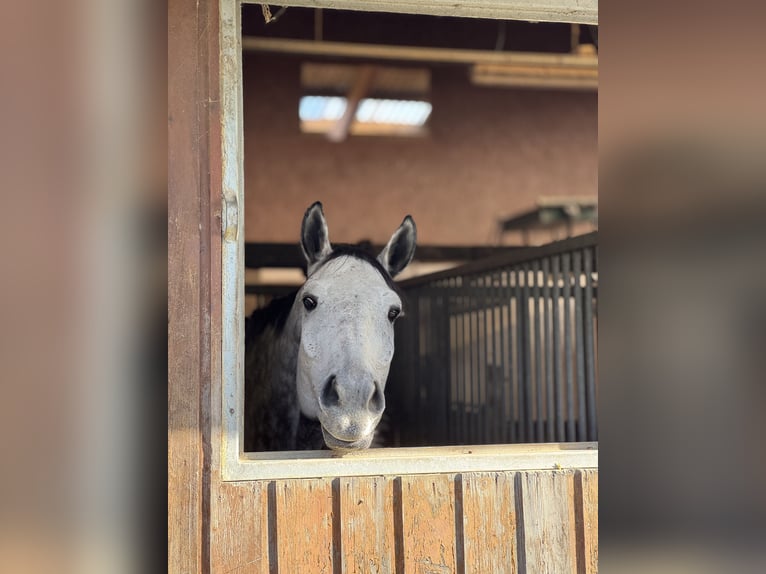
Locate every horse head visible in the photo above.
<box><xmin>294</xmin><ymin>202</ymin><xmax>416</xmax><ymax>450</ymax></box>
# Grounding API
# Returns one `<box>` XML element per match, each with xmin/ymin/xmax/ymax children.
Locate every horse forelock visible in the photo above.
<box><xmin>316</xmin><ymin>244</ymin><xmax>403</xmax><ymax>299</ymax></box>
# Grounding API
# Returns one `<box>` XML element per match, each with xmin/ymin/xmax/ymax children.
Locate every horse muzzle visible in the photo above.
<box><xmin>321</xmin><ymin>425</ymin><xmax>374</xmax><ymax>451</ymax></box>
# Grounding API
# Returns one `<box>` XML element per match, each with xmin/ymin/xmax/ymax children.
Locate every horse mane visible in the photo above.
<box><xmin>246</xmin><ymin>290</ymin><xmax>298</xmax><ymax>341</ymax></box>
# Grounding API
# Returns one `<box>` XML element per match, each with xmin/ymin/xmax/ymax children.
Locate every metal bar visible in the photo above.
<box><xmin>563</xmin><ymin>252</ymin><xmax>575</xmax><ymax>441</ymax></box>
<box><xmin>543</xmin><ymin>258</ymin><xmax>554</xmax><ymax>442</ymax></box>
<box><xmin>447</xmin><ymin>280</ymin><xmax>456</xmax><ymax>444</ymax></box>
<box><xmin>412</xmin><ymin>294</ymin><xmax>422</xmax><ymax>445</ymax></box>
<box><xmin>583</xmin><ymin>247</ymin><xmax>597</xmax><ymax>441</ymax></box>
<box><xmin>421</xmin><ymin>296</ymin><xmax>431</xmax><ymax>445</ymax></box>
<box><xmin>441</xmin><ymin>290</ymin><xmax>451</xmax><ymax>445</ymax></box>
<box><xmin>533</xmin><ymin>260</ymin><xmax>544</xmax><ymax>443</ymax></box>
<box><xmin>522</xmin><ymin>264</ymin><xmax>533</xmax><ymax>442</ymax></box>
<box><xmin>475</xmin><ymin>277</ymin><xmax>483</xmax><ymax>445</ymax></box>
<box><xmin>455</xmin><ymin>279</ymin><xmax>465</xmax><ymax>444</ymax></box>
<box><xmin>490</xmin><ymin>271</ymin><xmax>500</xmax><ymax>444</ymax></box>
<box><xmin>398</xmin><ymin>232</ymin><xmax>598</xmax><ymax>289</ymax></box>
<box><xmin>574</xmin><ymin>249</ymin><xmax>587</xmax><ymax>442</ymax></box>
<box><xmin>552</xmin><ymin>255</ymin><xmax>564</xmax><ymax>441</ymax></box>
<box><xmin>504</xmin><ymin>270</ymin><xmax>515</xmax><ymax>443</ymax></box>
<box><xmin>514</xmin><ymin>268</ymin><xmax>525</xmax><ymax>442</ymax></box>
<box><xmin>501</xmin><ymin>270</ymin><xmax>512</xmax><ymax>443</ymax></box>
<box><xmin>469</xmin><ymin>283</ymin><xmax>479</xmax><ymax>444</ymax></box>
<box><xmin>483</xmin><ymin>275</ymin><xmax>493</xmax><ymax>444</ymax></box>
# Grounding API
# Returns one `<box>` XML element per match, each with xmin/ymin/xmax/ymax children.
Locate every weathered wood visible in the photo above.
<box><xmin>327</xmin><ymin>65</ymin><xmax>376</xmax><ymax>142</ymax></box>
<box><xmin>461</xmin><ymin>472</ymin><xmax>517</xmax><ymax>574</ymax></box>
<box><xmin>168</xmin><ymin>0</ymin><xmax>214</xmax><ymax>570</ymax></box>
<box><xmin>241</xmin><ymin>0</ymin><xmax>598</xmax><ymax>25</ymax></box>
<box><xmin>211</xmin><ymin>482</ymin><xmax>269</xmax><ymax>574</ymax></box>
<box><xmin>518</xmin><ymin>470</ymin><xmax>578</xmax><ymax>573</ymax></box>
<box><xmin>275</xmin><ymin>478</ymin><xmax>336</xmax><ymax>573</ymax></box>
<box><xmin>339</xmin><ymin>476</ymin><xmax>397</xmax><ymax>574</ymax></box>
<box><xmin>577</xmin><ymin>469</ymin><xmax>598</xmax><ymax>574</ymax></box>
<box><xmin>400</xmin><ymin>474</ymin><xmax>458</xmax><ymax>573</ymax></box>
<box><xmin>205</xmin><ymin>468</ymin><xmax>596</xmax><ymax>574</ymax></box>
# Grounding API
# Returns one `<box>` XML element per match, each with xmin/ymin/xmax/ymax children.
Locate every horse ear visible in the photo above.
<box><xmin>378</xmin><ymin>215</ymin><xmax>417</xmax><ymax>277</ymax></box>
<box><xmin>301</xmin><ymin>201</ymin><xmax>332</xmax><ymax>271</ymax></box>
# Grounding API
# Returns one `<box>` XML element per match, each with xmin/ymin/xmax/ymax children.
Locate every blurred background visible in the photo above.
<box><xmin>240</xmin><ymin>7</ymin><xmax>598</xmax><ymax>303</ymax></box>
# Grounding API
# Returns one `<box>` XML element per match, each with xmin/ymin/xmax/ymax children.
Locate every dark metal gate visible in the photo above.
<box><xmin>388</xmin><ymin>233</ymin><xmax>598</xmax><ymax>447</ymax></box>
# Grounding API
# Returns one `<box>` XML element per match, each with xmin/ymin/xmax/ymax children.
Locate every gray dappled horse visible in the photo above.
<box><xmin>244</xmin><ymin>202</ymin><xmax>417</xmax><ymax>452</ymax></box>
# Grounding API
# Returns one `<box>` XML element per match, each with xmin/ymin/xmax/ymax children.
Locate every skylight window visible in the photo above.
<box><xmin>300</xmin><ymin>96</ymin><xmax>432</xmax><ymax>135</ymax></box>
<box><xmin>299</xmin><ymin>63</ymin><xmax>432</xmax><ymax>139</ymax></box>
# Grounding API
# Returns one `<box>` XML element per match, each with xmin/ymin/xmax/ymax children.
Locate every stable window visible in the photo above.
<box><xmin>221</xmin><ymin>0</ymin><xmax>598</xmax><ymax>481</ymax></box>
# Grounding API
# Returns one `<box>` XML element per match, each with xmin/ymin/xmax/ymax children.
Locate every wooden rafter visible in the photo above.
<box><xmin>326</xmin><ymin>65</ymin><xmax>376</xmax><ymax>142</ymax></box>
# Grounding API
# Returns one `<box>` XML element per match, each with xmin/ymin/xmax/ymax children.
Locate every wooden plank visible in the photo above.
<box><xmin>327</xmin><ymin>65</ymin><xmax>376</xmax><ymax>142</ymax></box>
<box><xmin>211</xmin><ymin>482</ymin><xmax>269</xmax><ymax>574</ymax></box>
<box><xmin>518</xmin><ymin>470</ymin><xmax>578</xmax><ymax>573</ymax></box>
<box><xmin>461</xmin><ymin>472</ymin><xmax>517</xmax><ymax>574</ymax></box>
<box><xmin>400</xmin><ymin>474</ymin><xmax>458</xmax><ymax>574</ymax></box>
<box><xmin>275</xmin><ymin>478</ymin><xmax>336</xmax><ymax>573</ymax></box>
<box><xmin>577</xmin><ymin>469</ymin><xmax>598</xmax><ymax>574</ymax></box>
<box><xmin>168</xmin><ymin>0</ymin><xmax>213</xmax><ymax>570</ymax></box>
<box><xmin>339</xmin><ymin>476</ymin><xmax>396</xmax><ymax>574</ymax></box>
<box><xmin>240</xmin><ymin>0</ymin><xmax>598</xmax><ymax>25</ymax></box>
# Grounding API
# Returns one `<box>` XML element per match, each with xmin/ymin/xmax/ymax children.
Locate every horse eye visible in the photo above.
<box><xmin>388</xmin><ymin>306</ymin><xmax>401</xmax><ymax>322</ymax></box>
<box><xmin>303</xmin><ymin>296</ymin><xmax>317</xmax><ymax>311</ymax></box>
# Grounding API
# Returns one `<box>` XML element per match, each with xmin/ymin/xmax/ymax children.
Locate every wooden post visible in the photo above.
<box><xmin>168</xmin><ymin>0</ymin><xmax>219</xmax><ymax>571</ymax></box>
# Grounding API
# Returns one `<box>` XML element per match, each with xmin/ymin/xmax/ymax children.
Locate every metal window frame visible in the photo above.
<box><xmin>219</xmin><ymin>0</ymin><xmax>597</xmax><ymax>481</ymax></box>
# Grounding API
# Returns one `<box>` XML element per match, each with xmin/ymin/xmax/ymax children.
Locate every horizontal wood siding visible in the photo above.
<box><xmin>211</xmin><ymin>468</ymin><xmax>597</xmax><ymax>573</ymax></box>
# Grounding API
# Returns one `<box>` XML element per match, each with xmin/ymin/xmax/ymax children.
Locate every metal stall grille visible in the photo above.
<box><xmin>388</xmin><ymin>233</ymin><xmax>598</xmax><ymax>447</ymax></box>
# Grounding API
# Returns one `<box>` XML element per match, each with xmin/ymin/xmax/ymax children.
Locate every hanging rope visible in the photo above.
<box><xmin>260</xmin><ymin>4</ymin><xmax>288</xmax><ymax>24</ymax></box>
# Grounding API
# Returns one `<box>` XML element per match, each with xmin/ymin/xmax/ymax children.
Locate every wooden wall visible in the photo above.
<box><xmin>210</xmin><ymin>469</ymin><xmax>598</xmax><ymax>573</ymax></box>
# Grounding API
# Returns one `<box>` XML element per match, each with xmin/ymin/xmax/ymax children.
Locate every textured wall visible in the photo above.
<box><xmin>243</xmin><ymin>54</ymin><xmax>597</xmax><ymax>246</ymax></box>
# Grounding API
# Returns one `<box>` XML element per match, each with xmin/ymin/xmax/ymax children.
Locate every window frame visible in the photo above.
<box><xmin>219</xmin><ymin>0</ymin><xmax>598</xmax><ymax>481</ymax></box>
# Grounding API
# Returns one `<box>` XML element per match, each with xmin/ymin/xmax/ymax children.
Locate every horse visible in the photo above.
<box><xmin>244</xmin><ymin>202</ymin><xmax>417</xmax><ymax>452</ymax></box>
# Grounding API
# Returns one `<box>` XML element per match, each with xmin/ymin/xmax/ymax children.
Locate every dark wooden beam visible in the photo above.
<box><xmin>245</xmin><ymin>242</ymin><xmax>522</xmax><ymax>269</ymax></box>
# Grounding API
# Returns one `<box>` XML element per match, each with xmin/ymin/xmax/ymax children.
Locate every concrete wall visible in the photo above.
<box><xmin>243</xmin><ymin>53</ymin><xmax>597</xmax><ymax>246</ymax></box>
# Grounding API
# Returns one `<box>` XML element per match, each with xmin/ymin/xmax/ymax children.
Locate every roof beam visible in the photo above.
<box><xmin>327</xmin><ymin>65</ymin><xmax>375</xmax><ymax>142</ymax></box>
<box><xmin>243</xmin><ymin>37</ymin><xmax>597</xmax><ymax>69</ymax></box>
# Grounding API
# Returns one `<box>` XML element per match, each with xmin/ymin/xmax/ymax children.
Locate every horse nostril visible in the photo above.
<box><xmin>368</xmin><ymin>381</ymin><xmax>385</xmax><ymax>415</ymax></box>
<box><xmin>321</xmin><ymin>375</ymin><xmax>340</xmax><ymax>408</ymax></box>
